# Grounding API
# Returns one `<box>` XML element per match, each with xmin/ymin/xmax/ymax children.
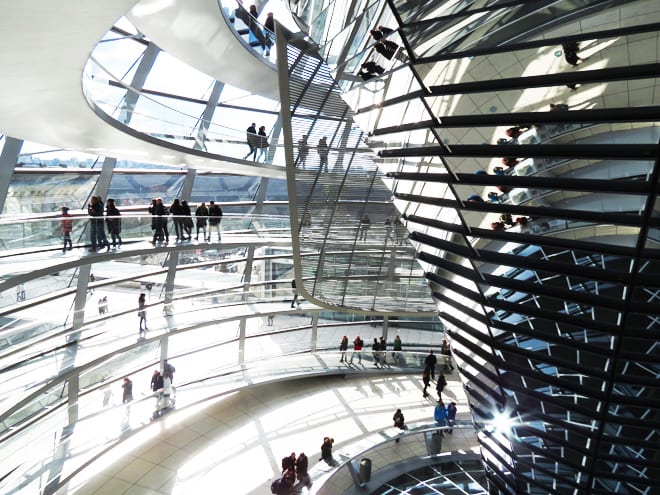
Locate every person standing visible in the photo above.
<box><xmin>195</xmin><ymin>202</ymin><xmax>208</xmax><ymax>241</ymax></box>
<box><xmin>393</xmin><ymin>408</ymin><xmax>405</xmax><ymax>429</ymax></box>
<box><xmin>339</xmin><ymin>335</ymin><xmax>348</xmax><ymax>362</ymax></box>
<box><xmin>244</xmin><ymin>123</ymin><xmax>258</xmax><ymax>160</ymax></box>
<box><xmin>181</xmin><ymin>200</ymin><xmax>193</xmax><ymax>240</ymax></box>
<box><xmin>424</xmin><ymin>350</ymin><xmax>437</xmax><ymax>380</ymax></box>
<box><xmin>122</xmin><ymin>377</ymin><xmax>133</xmax><ymax>403</ymax></box>
<box><xmin>392</xmin><ymin>335</ymin><xmax>402</xmax><ymax>364</ymax></box>
<box><xmin>138</xmin><ymin>292</ymin><xmax>147</xmax><ymax>335</ymax></box>
<box><xmin>297</xmin><ymin>134</ymin><xmax>309</xmax><ymax>169</ymax></box>
<box><xmin>296</xmin><ymin>452</ymin><xmax>310</xmax><ymax>487</ymax></box>
<box><xmin>256</xmin><ymin>125</ymin><xmax>269</xmax><ymax>162</ymax></box>
<box><xmin>379</xmin><ymin>336</ymin><xmax>387</xmax><ymax>365</ymax></box>
<box><xmin>358</xmin><ymin>213</ymin><xmax>371</xmax><ymax>241</ymax></box>
<box><xmin>434</xmin><ymin>400</ymin><xmax>447</xmax><ymax>436</ymax></box>
<box><xmin>320</xmin><ymin>436</ymin><xmax>334</xmax><ymax>464</ymax></box>
<box><xmin>170</xmin><ymin>198</ymin><xmax>185</xmax><ymax>241</ymax></box>
<box><xmin>446</xmin><ymin>402</ymin><xmax>457</xmax><ymax>434</ymax></box>
<box><xmin>317</xmin><ymin>136</ymin><xmax>329</xmax><ymax>172</ymax></box>
<box><xmin>60</xmin><ymin>206</ymin><xmax>73</xmax><ymax>252</ymax></box>
<box><xmin>88</xmin><ymin>195</ymin><xmax>110</xmax><ymax>252</ymax></box>
<box><xmin>163</xmin><ymin>359</ymin><xmax>176</xmax><ymax>383</ymax></box>
<box><xmin>372</xmin><ymin>337</ymin><xmax>381</xmax><ymax>367</ymax></box>
<box><xmin>350</xmin><ymin>335</ymin><xmax>363</xmax><ymax>364</ymax></box>
<box><xmin>440</xmin><ymin>339</ymin><xmax>455</xmax><ymax>371</ymax></box>
<box><xmin>162</xmin><ymin>373</ymin><xmax>173</xmax><ymax>408</ymax></box>
<box><xmin>105</xmin><ymin>198</ymin><xmax>122</xmax><ymax>248</ymax></box>
<box><xmin>208</xmin><ymin>201</ymin><xmax>223</xmax><ymax>241</ymax></box>
<box><xmin>150</xmin><ymin>370</ymin><xmax>163</xmax><ymax>393</ymax></box>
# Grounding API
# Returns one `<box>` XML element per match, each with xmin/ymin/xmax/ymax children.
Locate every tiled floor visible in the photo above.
<box><xmin>59</xmin><ymin>370</ymin><xmax>477</xmax><ymax>495</ymax></box>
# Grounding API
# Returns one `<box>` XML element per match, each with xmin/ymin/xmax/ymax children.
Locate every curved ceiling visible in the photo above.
<box><xmin>0</xmin><ymin>0</ymin><xmax>284</xmax><ymax>177</ymax></box>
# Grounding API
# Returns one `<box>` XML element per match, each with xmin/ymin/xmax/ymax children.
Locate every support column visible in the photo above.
<box><xmin>119</xmin><ymin>42</ymin><xmax>160</xmax><ymax>125</ymax></box>
<box><xmin>95</xmin><ymin>157</ymin><xmax>116</xmax><ymax>201</ymax></box>
<box><xmin>238</xmin><ymin>317</ymin><xmax>246</xmax><ymax>364</ymax></box>
<box><xmin>194</xmin><ymin>81</ymin><xmax>224</xmax><ymax>151</ymax></box>
<box><xmin>180</xmin><ymin>168</ymin><xmax>196</xmax><ymax>201</ymax></box>
<box><xmin>0</xmin><ymin>137</ymin><xmax>22</xmax><ymax>214</ymax></box>
<box><xmin>72</xmin><ymin>264</ymin><xmax>92</xmax><ymax>330</ymax></box>
<box><xmin>311</xmin><ymin>313</ymin><xmax>319</xmax><ymax>352</ymax></box>
<box><xmin>162</xmin><ymin>253</ymin><xmax>179</xmax><ymax>316</ymax></box>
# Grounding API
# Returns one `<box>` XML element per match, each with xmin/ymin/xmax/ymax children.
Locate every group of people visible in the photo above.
<box><xmin>422</xmin><ymin>344</ymin><xmax>454</xmax><ymax>399</ymax></box>
<box><xmin>61</xmin><ymin>196</ymin><xmax>226</xmax><ymax>251</ymax></box>
<box><xmin>244</xmin><ymin>123</ymin><xmax>270</xmax><ymax>162</ymax></box>
<box><xmin>150</xmin><ymin>360</ymin><xmax>176</xmax><ymax>409</ymax></box>
<box><xmin>339</xmin><ymin>334</ymin><xmax>403</xmax><ymax>365</ymax></box>
<box><xmin>79</xmin><ymin>196</ymin><xmax>122</xmax><ymax>253</ymax></box>
<box><xmin>271</xmin><ymin>451</ymin><xmax>310</xmax><ymax>494</ymax></box>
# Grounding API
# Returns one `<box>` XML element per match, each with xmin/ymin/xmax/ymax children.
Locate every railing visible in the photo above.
<box><xmin>0</xmin><ymin>211</ymin><xmax>290</xmax><ymax>254</ymax></box>
<box><xmin>0</xmin><ymin>348</ymin><xmax>447</xmax><ymax>495</ymax></box>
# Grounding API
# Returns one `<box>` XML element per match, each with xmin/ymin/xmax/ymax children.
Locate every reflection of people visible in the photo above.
<box><xmin>297</xmin><ymin>135</ymin><xmax>309</xmax><ymax>169</ymax></box>
<box><xmin>370</xmin><ymin>27</ymin><xmax>398</xmax><ymax>60</ymax></box>
<box><xmin>122</xmin><ymin>377</ymin><xmax>133</xmax><ymax>403</ymax></box>
<box><xmin>290</xmin><ymin>279</ymin><xmax>300</xmax><ymax>308</ymax></box>
<box><xmin>61</xmin><ymin>206</ymin><xmax>73</xmax><ymax>252</ymax></box>
<box><xmin>359</xmin><ymin>213</ymin><xmax>371</xmax><ymax>241</ymax></box>
<box><xmin>138</xmin><ymin>293</ymin><xmax>147</xmax><ymax>335</ymax></box>
<box><xmin>16</xmin><ymin>283</ymin><xmax>26</xmax><ymax>302</ymax></box>
<box><xmin>317</xmin><ymin>136</ymin><xmax>329</xmax><ymax>172</ymax></box>
<box><xmin>358</xmin><ymin>61</ymin><xmax>385</xmax><ymax>81</ymax></box>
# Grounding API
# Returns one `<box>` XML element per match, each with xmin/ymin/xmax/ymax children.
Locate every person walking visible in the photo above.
<box><xmin>122</xmin><ymin>377</ymin><xmax>133</xmax><ymax>403</ymax></box>
<box><xmin>350</xmin><ymin>335</ymin><xmax>363</xmax><ymax>364</ymax></box>
<box><xmin>436</xmin><ymin>372</ymin><xmax>448</xmax><ymax>399</ymax></box>
<box><xmin>181</xmin><ymin>200</ymin><xmax>193</xmax><ymax>240</ymax></box>
<box><xmin>339</xmin><ymin>335</ymin><xmax>348</xmax><ymax>362</ymax></box>
<box><xmin>317</xmin><ymin>136</ymin><xmax>329</xmax><ymax>172</ymax></box>
<box><xmin>256</xmin><ymin>125</ymin><xmax>269</xmax><ymax>162</ymax></box>
<box><xmin>244</xmin><ymin>123</ymin><xmax>258</xmax><ymax>160</ymax></box>
<box><xmin>60</xmin><ymin>206</ymin><xmax>73</xmax><ymax>252</ymax></box>
<box><xmin>393</xmin><ymin>408</ymin><xmax>405</xmax><ymax>429</ymax></box>
<box><xmin>105</xmin><ymin>198</ymin><xmax>122</xmax><ymax>248</ymax></box>
<box><xmin>422</xmin><ymin>367</ymin><xmax>431</xmax><ymax>397</ymax></box>
<box><xmin>297</xmin><ymin>134</ymin><xmax>309</xmax><ymax>169</ymax></box>
<box><xmin>138</xmin><ymin>292</ymin><xmax>148</xmax><ymax>335</ymax></box>
<box><xmin>290</xmin><ymin>279</ymin><xmax>300</xmax><ymax>308</ymax></box>
<box><xmin>424</xmin><ymin>350</ymin><xmax>437</xmax><ymax>380</ymax></box>
<box><xmin>208</xmin><ymin>201</ymin><xmax>223</xmax><ymax>241</ymax></box>
<box><xmin>195</xmin><ymin>202</ymin><xmax>208</xmax><ymax>241</ymax></box>
<box><xmin>262</xmin><ymin>12</ymin><xmax>274</xmax><ymax>56</ymax></box>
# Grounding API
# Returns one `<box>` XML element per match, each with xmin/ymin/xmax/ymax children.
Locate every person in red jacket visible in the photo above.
<box><xmin>60</xmin><ymin>206</ymin><xmax>73</xmax><ymax>252</ymax></box>
<box><xmin>350</xmin><ymin>335</ymin><xmax>363</xmax><ymax>364</ymax></box>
